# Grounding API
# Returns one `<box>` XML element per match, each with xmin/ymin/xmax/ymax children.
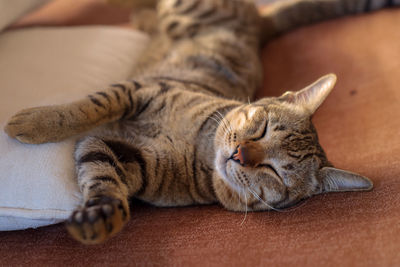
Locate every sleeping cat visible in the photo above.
<box><xmin>4</xmin><ymin>0</ymin><xmax>397</xmax><ymax>244</ymax></box>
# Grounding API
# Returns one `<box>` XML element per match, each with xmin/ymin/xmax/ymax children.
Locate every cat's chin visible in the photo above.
<box><xmin>212</xmin><ymin>171</ymin><xmax>248</xmax><ymax>212</ymax></box>
<box><xmin>215</xmin><ymin>150</ymin><xmax>228</xmax><ymax>178</ymax></box>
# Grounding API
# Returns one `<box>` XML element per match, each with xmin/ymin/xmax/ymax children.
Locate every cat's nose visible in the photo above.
<box><xmin>232</xmin><ymin>143</ymin><xmax>264</xmax><ymax>167</ymax></box>
<box><xmin>232</xmin><ymin>146</ymin><xmax>244</xmax><ymax>165</ymax></box>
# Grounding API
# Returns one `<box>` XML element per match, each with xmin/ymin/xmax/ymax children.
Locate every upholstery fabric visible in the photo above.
<box><xmin>0</xmin><ymin>7</ymin><xmax>399</xmax><ymax>267</ymax></box>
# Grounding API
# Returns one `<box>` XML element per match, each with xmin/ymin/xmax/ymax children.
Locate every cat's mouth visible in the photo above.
<box><xmin>226</xmin><ymin>145</ymin><xmax>241</xmax><ymax>162</ymax></box>
<box><xmin>215</xmin><ymin>148</ymin><xmax>243</xmax><ymax>189</ymax></box>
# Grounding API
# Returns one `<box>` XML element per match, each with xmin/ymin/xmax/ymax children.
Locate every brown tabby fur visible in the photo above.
<box><xmin>5</xmin><ymin>0</ymin><xmax>397</xmax><ymax>244</ymax></box>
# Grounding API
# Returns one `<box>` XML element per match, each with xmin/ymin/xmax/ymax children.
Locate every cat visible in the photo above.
<box><xmin>4</xmin><ymin>0</ymin><xmax>397</xmax><ymax>245</ymax></box>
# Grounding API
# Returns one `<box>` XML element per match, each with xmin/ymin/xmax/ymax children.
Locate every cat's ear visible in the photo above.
<box><xmin>280</xmin><ymin>74</ymin><xmax>337</xmax><ymax>115</ymax></box>
<box><xmin>319</xmin><ymin>167</ymin><xmax>373</xmax><ymax>193</ymax></box>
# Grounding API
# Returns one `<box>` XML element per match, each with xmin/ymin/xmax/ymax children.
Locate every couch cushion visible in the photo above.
<box><xmin>0</xmin><ymin>26</ymin><xmax>149</xmax><ymax>230</ymax></box>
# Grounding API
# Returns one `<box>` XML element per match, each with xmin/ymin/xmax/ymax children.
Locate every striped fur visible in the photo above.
<box><xmin>5</xmin><ymin>0</ymin><xmax>396</xmax><ymax>244</ymax></box>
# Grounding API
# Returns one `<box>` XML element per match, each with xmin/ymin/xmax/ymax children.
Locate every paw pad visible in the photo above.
<box><xmin>66</xmin><ymin>196</ymin><xmax>129</xmax><ymax>244</ymax></box>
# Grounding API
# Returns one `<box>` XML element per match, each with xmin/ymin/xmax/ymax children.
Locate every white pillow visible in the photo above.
<box><xmin>0</xmin><ymin>0</ymin><xmax>51</xmax><ymax>32</ymax></box>
<box><xmin>0</xmin><ymin>26</ymin><xmax>149</xmax><ymax>230</ymax></box>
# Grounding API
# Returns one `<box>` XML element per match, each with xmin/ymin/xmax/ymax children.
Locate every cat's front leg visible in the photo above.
<box><xmin>66</xmin><ymin>136</ymin><xmax>146</xmax><ymax>244</ymax></box>
<box><xmin>4</xmin><ymin>80</ymin><xmax>143</xmax><ymax>144</ymax></box>
<box><xmin>5</xmin><ymin>105</ymin><xmax>68</xmax><ymax>144</ymax></box>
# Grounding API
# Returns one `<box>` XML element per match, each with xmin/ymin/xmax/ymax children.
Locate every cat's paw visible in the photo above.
<box><xmin>66</xmin><ymin>196</ymin><xmax>130</xmax><ymax>245</ymax></box>
<box><xmin>4</xmin><ymin>106</ymin><xmax>66</xmax><ymax>144</ymax></box>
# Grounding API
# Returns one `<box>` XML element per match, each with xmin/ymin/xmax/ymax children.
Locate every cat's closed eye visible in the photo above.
<box><xmin>257</xmin><ymin>164</ymin><xmax>280</xmax><ymax>178</ymax></box>
<box><xmin>250</xmin><ymin>120</ymin><xmax>268</xmax><ymax>141</ymax></box>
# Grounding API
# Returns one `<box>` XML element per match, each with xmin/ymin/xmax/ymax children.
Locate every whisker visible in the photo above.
<box><xmin>213</xmin><ymin>120</ymin><xmax>230</xmax><ymax>138</ymax></box>
<box><xmin>247</xmin><ymin>188</ymin><xmax>283</xmax><ymax>212</ymax></box>
<box><xmin>284</xmin><ymin>198</ymin><xmax>310</xmax><ymax>211</ymax></box>
<box><xmin>208</xmin><ymin>115</ymin><xmax>230</xmax><ymax>135</ymax></box>
<box><xmin>209</xmin><ymin>114</ymin><xmax>228</xmax><ymax>133</ymax></box>
<box><xmin>247</xmin><ymin>184</ymin><xmax>309</xmax><ymax>213</ymax></box>
<box><xmin>208</xmin><ymin>116</ymin><xmax>222</xmax><ymax>127</ymax></box>
<box><xmin>225</xmin><ymin>118</ymin><xmax>234</xmax><ymax>134</ymax></box>
<box><xmin>240</xmin><ymin>188</ymin><xmax>248</xmax><ymax>226</ymax></box>
<box><xmin>215</xmin><ymin>110</ymin><xmax>233</xmax><ymax>134</ymax></box>
<box><xmin>198</xmin><ymin>114</ymin><xmax>231</xmax><ymax>147</ymax></box>
<box><xmin>213</xmin><ymin>115</ymin><xmax>229</xmax><ymax>135</ymax></box>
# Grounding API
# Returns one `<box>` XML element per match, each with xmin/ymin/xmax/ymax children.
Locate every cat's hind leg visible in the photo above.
<box><xmin>260</xmin><ymin>0</ymin><xmax>400</xmax><ymax>43</ymax></box>
<box><xmin>66</xmin><ymin>136</ymin><xmax>145</xmax><ymax>244</ymax></box>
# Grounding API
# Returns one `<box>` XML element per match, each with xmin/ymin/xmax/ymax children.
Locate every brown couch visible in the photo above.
<box><xmin>1</xmin><ymin>3</ymin><xmax>399</xmax><ymax>266</ymax></box>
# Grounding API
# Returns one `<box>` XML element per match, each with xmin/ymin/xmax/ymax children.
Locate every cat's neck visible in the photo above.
<box><xmin>188</xmin><ymin>102</ymin><xmax>239</xmax><ymax>202</ymax></box>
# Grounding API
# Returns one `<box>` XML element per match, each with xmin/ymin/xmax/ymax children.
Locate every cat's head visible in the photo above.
<box><xmin>213</xmin><ymin>74</ymin><xmax>372</xmax><ymax>211</ymax></box>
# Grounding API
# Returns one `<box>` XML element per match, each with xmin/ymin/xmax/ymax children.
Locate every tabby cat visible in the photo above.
<box><xmin>5</xmin><ymin>0</ymin><xmax>397</xmax><ymax>244</ymax></box>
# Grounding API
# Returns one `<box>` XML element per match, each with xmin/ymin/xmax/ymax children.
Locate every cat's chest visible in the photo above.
<box><xmin>126</xmin><ymin>95</ymin><xmax>214</xmax><ymax>141</ymax></box>
<box><xmin>122</xmin><ymin>113</ymin><xmax>204</xmax><ymax>144</ymax></box>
